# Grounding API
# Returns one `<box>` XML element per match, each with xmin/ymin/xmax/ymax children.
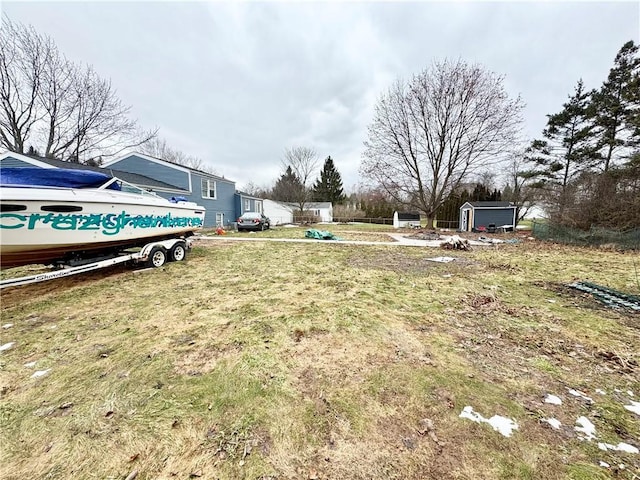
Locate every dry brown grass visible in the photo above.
<box><xmin>1</xmin><ymin>230</ymin><xmax>638</xmax><ymax>480</ymax></box>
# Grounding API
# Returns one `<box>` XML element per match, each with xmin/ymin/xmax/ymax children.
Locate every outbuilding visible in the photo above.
<box><xmin>393</xmin><ymin>211</ymin><xmax>421</xmax><ymax>229</ymax></box>
<box><xmin>263</xmin><ymin>199</ymin><xmax>294</xmax><ymax>225</ymax></box>
<box><xmin>459</xmin><ymin>201</ymin><xmax>517</xmax><ymax>233</ymax></box>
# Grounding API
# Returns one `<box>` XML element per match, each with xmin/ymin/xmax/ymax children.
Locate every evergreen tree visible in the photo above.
<box><xmin>436</xmin><ymin>184</ymin><xmax>501</xmax><ymax>226</ymax></box>
<box><xmin>271</xmin><ymin>166</ymin><xmax>304</xmax><ymax>203</ymax></box>
<box><xmin>590</xmin><ymin>40</ymin><xmax>640</xmax><ymax>171</ymax></box>
<box><xmin>312</xmin><ymin>156</ymin><xmax>346</xmax><ymax>204</ymax></box>
<box><xmin>526</xmin><ymin>79</ymin><xmax>596</xmax><ymax>199</ymax></box>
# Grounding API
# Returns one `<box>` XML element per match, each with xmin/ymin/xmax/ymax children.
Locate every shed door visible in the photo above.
<box><xmin>461</xmin><ymin>209</ymin><xmax>470</xmax><ymax>232</ymax></box>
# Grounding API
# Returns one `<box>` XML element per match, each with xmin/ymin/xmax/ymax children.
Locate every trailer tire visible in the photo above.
<box><xmin>169</xmin><ymin>241</ymin><xmax>187</xmax><ymax>262</ymax></box>
<box><xmin>147</xmin><ymin>246</ymin><xmax>167</xmax><ymax>268</ymax></box>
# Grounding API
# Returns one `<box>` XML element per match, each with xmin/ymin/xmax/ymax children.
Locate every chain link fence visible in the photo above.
<box><xmin>532</xmin><ymin>221</ymin><xmax>640</xmax><ymax>250</ymax></box>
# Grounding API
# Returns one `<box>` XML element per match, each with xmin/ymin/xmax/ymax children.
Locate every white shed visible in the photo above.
<box><xmin>303</xmin><ymin>202</ymin><xmax>334</xmax><ymax>222</ymax></box>
<box><xmin>393</xmin><ymin>211</ymin><xmax>421</xmax><ymax>228</ymax></box>
<box><xmin>263</xmin><ymin>199</ymin><xmax>294</xmax><ymax>225</ymax></box>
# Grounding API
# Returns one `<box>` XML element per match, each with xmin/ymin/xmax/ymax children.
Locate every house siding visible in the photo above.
<box><xmin>106</xmin><ymin>154</ymin><xmax>238</xmax><ymax>228</ymax></box>
<box><xmin>234</xmin><ymin>194</ymin><xmax>265</xmax><ymax>218</ymax></box>
<box><xmin>0</xmin><ymin>155</ymin><xmax>54</xmax><ymax>168</ymax></box>
<box><xmin>1</xmin><ymin>157</ymin><xmax>33</xmax><ymax>168</ymax></box>
<box><xmin>473</xmin><ymin>209</ymin><xmax>515</xmax><ymax>228</ymax></box>
<box><xmin>202</xmin><ymin>177</ymin><xmax>236</xmax><ymax>228</ymax></box>
<box><xmin>106</xmin><ymin>154</ymin><xmax>191</xmax><ymax>191</ymax></box>
<box><xmin>149</xmin><ymin>172</ymin><xmax>236</xmax><ymax>228</ymax></box>
<box><xmin>263</xmin><ymin>199</ymin><xmax>293</xmax><ymax>225</ymax></box>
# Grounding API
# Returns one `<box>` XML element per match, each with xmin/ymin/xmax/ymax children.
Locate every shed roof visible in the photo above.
<box><xmin>463</xmin><ymin>201</ymin><xmax>515</xmax><ymax>209</ymax></box>
<box><xmin>395</xmin><ymin>211</ymin><xmax>421</xmax><ymax>220</ymax></box>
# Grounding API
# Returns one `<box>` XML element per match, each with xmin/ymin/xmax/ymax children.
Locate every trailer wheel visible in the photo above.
<box><xmin>147</xmin><ymin>246</ymin><xmax>167</xmax><ymax>268</ymax></box>
<box><xmin>169</xmin><ymin>241</ymin><xmax>187</xmax><ymax>262</ymax></box>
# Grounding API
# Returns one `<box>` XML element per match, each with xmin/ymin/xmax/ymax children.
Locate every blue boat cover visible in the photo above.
<box><xmin>0</xmin><ymin>167</ymin><xmax>121</xmax><ymax>190</ymax></box>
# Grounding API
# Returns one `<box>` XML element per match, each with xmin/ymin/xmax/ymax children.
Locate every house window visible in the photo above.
<box><xmin>313</xmin><ymin>209</ymin><xmax>320</xmax><ymax>216</ymax></box>
<box><xmin>244</xmin><ymin>199</ymin><xmax>251</xmax><ymax>211</ymax></box>
<box><xmin>255</xmin><ymin>200</ymin><xmax>263</xmax><ymax>213</ymax></box>
<box><xmin>201</xmin><ymin>178</ymin><xmax>216</xmax><ymax>199</ymax></box>
<box><xmin>215</xmin><ymin>212</ymin><xmax>224</xmax><ymax>226</ymax></box>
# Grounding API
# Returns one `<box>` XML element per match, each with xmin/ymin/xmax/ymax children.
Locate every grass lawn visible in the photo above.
<box><xmin>1</xmin><ymin>225</ymin><xmax>638</xmax><ymax>479</ymax></box>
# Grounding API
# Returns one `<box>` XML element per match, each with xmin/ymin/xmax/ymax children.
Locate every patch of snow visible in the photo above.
<box><xmin>542</xmin><ymin>418</ymin><xmax>562</xmax><ymax>429</ymax></box>
<box><xmin>624</xmin><ymin>401</ymin><xmax>640</xmax><ymax>416</ymax></box>
<box><xmin>426</xmin><ymin>256</ymin><xmax>456</xmax><ymax>263</ymax></box>
<box><xmin>544</xmin><ymin>394</ymin><xmax>562</xmax><ymax>405</ymax></box>
<box><xmin>575</xmin><ymin>416</ymin><xmax>597</xmax><ymax>441</ymax></box>
<box><xmin>595</xmin><ymin>389</ymin><xmax>606</xmax><ymax>395</ymax></box>
<box><xmin>460</xmin><ymin>406</ymin><xmax>484</xmax><ymax>423</ymax></box>
<box><xmin>24</xmin><ymin>361</ymin><xmax>37</xmax><ymax>368</ymax></box>
<box><xmin>0</xmin><ymin>342</ymin><xmax>15</xmax><ymax>352</ymax></box>
<box><xmin>568</xmin><ymin>388</ymin><xmax>593</xmax><ymax>404</ymax></box>
<box><xmin>628</xmin><ymin>390</ymin><xmax>634</xmax><ymax>397</ymax></box>
<box><xmin>598</xmin><ymin>442</ymin><xmax>639</xmax><ymax>454</ymax></box>
<box><xmin>459</xmin><ymin>406</ymin><xmax>518</xmax><ymax>437</ymax></box>
<box><xmin>487</xmin><ymin>415</ymin><xmax>519</xmax><ymax>437</ymax></box>
<box><xmin>31</xmin><ymin>369</ymin><xmax>51</xmax><ymax>378</ymax></box>
<box><xmin>599</xmin><ymin>461</ymin><xmax>610</xmax><ymax>468</ymax></box>
<box><xmin>2</xmin><ymin>323</ymin><xmax>13</xmax><ymax>329</ymax></box>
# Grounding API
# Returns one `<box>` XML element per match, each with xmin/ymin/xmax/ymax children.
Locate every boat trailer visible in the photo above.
<box><xmin>0</xmin><ymin>238</ymin><xmax>190</xmax><ymax>290</ymax></box>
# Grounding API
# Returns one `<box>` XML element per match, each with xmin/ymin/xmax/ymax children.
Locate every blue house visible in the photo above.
<box><xmin>235</xmin><ymin>191</ymin><xmax>264</xmax><ymax>217</ymax></box>
<box><xmin>103</xmin><ymin>153</ymin><xmax>237</xmax><ymax>228</ymax></box>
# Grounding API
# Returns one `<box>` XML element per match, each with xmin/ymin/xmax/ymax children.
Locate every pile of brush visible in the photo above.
<box><xmin>440</xmin><ymin>235</ymin><xmax>472</xmax><ymax>251</ymax></box>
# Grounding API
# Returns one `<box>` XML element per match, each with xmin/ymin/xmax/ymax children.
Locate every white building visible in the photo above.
<box><xmin>263</xmin><ymin>199</ymin><xmax>294</xmax><ymax>225</ymax></box>
<box><xmin>302</xmin><ymin>202</ymin><xmax>334</xmax><ymax>223</ymax></box>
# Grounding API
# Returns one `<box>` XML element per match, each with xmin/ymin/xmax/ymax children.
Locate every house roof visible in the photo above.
<box><xmin>463</xmin><ymin>201</ymin><xmax>515</xmax><ymax>209</ymax></box>
<box><xmin>105</xmin><ymin>151</ymin><xmax>233</xmax><ymax>184</ymax></box>
<box><xmin>235</xmin><ymin>191</ymin><xmax>263</xmax><ymax>200</ymax></box>
<box><xmin>0</xmin><ymin>151</ymin><xmax>185</xmax><ymax>192</ymax></box>
<box><xmin>287</xmin><ymin>202</ymin><xmax>332</xmax><ymax>209</ymax></box>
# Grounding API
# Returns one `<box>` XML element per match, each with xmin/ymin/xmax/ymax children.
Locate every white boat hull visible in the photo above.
<box><xmin>1</xmin><ymin>186</ymin><xmax>205</xmax><ymax>267</ymax></box>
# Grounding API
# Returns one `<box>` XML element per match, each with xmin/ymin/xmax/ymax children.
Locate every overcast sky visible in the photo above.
<box><xmin>3</xmin><ymin>1</ymin><xmax>639</xmax><ymax>191</ymax></box>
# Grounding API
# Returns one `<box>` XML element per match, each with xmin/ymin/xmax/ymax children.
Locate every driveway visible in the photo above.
<box><xmin>193</xmin><ymin>233</ymin><xmax>488</xmax><ymax>248</ymax></box>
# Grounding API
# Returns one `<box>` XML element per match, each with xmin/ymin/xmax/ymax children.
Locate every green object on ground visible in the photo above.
<box><xmin>305</xmin><ymin>229</ymin><xmax>341</xmax><ymax>240</ymax></box>
<box><xmin>568</xmin><ymin>281</ymin><xmax>640</xmax><ymax>311</ymax></box>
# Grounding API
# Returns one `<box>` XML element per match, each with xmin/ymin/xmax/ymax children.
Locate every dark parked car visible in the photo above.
<box><xmin>237</xmin><ymin>212</ymin><xmax>271</xmax><ymax>231</ymax></box>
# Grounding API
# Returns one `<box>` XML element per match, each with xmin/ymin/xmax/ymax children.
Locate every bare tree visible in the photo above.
<box><xmin>138</xmin><ymin>136</ymin><xmax>220</xmax><ymax>175</ymax></box>
<box><xmin>501</xmin><ymin>152</ymin><xmax>542</xmax><ymax>222</ymax></box>
<box><xmin>0</xmin><ymin>17</ymin><xmax>45</xmax><ymax>152</ymax></box>
<box><xmin>241</xmin><ymin>181</ymin><xmax>271</xmax><ymax>198</ymax></box>
<box><xmin>52</xmin><ymin>66</ymin><xmax>156</xmax><ymax>162</ymax></box>
<box><xmin>0</xmin><ymin>14</ymin><xmax>156</xmax><ymax>162</ymax></box>
<box><xmin>283</xmin><ymin>146</ymin><xmax>319</xmax><ymax>213</ymax></box>
<box><xmin>361</xmin><ymin>59</ymin><xmax>524</xmax><ymax>228</ymax></box>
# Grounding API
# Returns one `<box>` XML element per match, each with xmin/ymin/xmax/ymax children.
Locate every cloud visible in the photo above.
<box><xmin>3</xmin><ymin>1</ymin><xmax>639</xmax><ymax>190</ymax></box>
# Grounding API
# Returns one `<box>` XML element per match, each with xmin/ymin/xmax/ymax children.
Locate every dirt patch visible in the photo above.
<box><xmin>173</xmin><ymin>341</ymin><xmax>243</xmax><ymax>376</ymax></box>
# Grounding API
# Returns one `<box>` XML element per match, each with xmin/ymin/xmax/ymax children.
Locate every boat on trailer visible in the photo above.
<box><xmin>0</xmin><ymin>167</ymin><xmax>206</xmax><ymax>268</ymax></box>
